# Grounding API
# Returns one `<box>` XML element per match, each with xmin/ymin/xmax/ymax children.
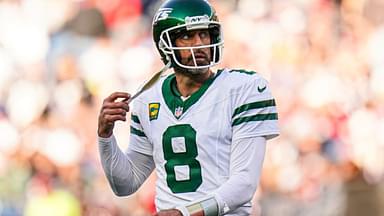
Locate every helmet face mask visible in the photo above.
<box><xmin>152</xmin><ymin>0</ymin><xmax>224</xmax><ymax>72</ymax></box>
<box><xmin>159</xmin><ymin>22</ymin><xmax>223</xmax><ymax>70</ymax></box>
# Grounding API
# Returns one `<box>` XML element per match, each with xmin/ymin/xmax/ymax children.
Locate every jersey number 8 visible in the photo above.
<box><xmin>162</xmin><ymin>124</ymin><xmax>202</xmax><ymax>193</ymax></box>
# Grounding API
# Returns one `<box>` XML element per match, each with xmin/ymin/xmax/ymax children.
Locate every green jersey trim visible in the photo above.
<box><xmin>162</xmin><ymin>70</ymin><xmax>223</xmax><ymax>119</ymax></box>
<box><xmin>131</xmin><ymin>114</ymin><xmax>140</xmax><ymax>124</ymax></box>
<box><xmin>232</xmin><ymin>113</ymin><xmax>278</xmax><ymax>126</ymax></box>
<box><xmin>232</xmin><ymin>99</ymin><xmax>276</xmax><ymax>118</ymax></box>
<box><xmin>130</xmin><ymin>126</ymin><xmax>147</xmax><ymax>137</ymax></box>
<box><xmin>229</xmin><ymin>69</ymin><xmax>256</xmax><ymax>75</ymax></box>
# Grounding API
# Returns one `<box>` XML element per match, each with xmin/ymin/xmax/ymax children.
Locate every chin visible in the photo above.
<box><xmin>187</xmin><ymin>67</ymin><xmax>209</xmax><ymax>75</ymax></box>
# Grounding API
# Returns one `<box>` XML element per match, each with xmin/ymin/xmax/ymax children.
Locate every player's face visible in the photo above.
<box><xmin>175</xmin><ymin>29</ymin><xmax>212</xmax><ymax>67</ymax></box>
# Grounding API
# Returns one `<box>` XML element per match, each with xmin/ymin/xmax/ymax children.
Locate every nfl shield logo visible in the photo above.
<box><xmin>174</xmin><ymin>107</ymin><xmax>183</xmax><ymax>118</ymax></box>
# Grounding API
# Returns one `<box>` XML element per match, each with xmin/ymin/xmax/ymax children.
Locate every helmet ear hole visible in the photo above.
<box><xmin>159</xmin><ymin>39</ymin><xmax>171</xmax><ymax>54</ymax></box>
<box><xmin>159</xmin><ymin>40</ymin><xmax>166</xmax><ymax>51</ymax></box>
<box><xmin>158</xmin><ymin>40</ymin><xmax>172</xmax><ymax>65</ymax></box>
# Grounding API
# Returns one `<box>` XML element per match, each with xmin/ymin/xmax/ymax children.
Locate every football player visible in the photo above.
<box><xmin>98</xmin><ymin>0</ymin><xmax>279</xmax><ymax>215</ymax></box>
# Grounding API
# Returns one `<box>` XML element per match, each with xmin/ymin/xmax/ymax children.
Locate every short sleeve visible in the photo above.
<box><xmin>128</xmin><ymin>100</ymin><xmax>153</xmax><ymax>155</ymax></box>
<box><xmin>231</xmin><ymin>75</ymin><xmax>279</xmax><ymax>141</ymax></box>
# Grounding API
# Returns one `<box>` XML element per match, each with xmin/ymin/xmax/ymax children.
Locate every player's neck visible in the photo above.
<box><xmin>174</xmin><ymin>69</ymin><xmax>213</xmax><ymax>97</ymax></box>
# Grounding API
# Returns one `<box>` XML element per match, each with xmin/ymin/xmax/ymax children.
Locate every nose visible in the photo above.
<box><xmin>192</xmin><ymin>32</ymin><xmax>204</xmax><ymax>46</ymax></box>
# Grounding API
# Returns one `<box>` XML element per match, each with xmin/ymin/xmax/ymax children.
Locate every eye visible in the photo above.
<box><xmin>178</xmin><ymin>32</ymin><xmax>193</xmax><ymax>40</ymax></box>
<box><xmin>181</xmin><ymin>33</ymin><xmax>190</xmax><ymax>40</ymax></box>
<box><xmin>199</xmin><ymin>31</ymin><xmax>209</xmax><ymax>39</ymax></box>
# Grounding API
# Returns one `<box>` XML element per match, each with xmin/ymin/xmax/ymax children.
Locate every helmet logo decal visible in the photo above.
<box><xmin>185</xmin><ymin>15</ymin><xmax>210</xmax><ymax>24</ymax></box>
<box><xmin>153</xmin><ymin>8</ymin><xmax>173</xmax><ymax>24</ymax></box>
<box><xmin>185</xmin><ymin>15</ymin><xmax>210</xmax><ymax>30</ymax></box>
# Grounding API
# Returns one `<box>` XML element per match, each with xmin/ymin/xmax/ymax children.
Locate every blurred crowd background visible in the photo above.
<box><xmin>0</xmin><ymin>0</ymin><xmax>383</xmax><ymax>215</ymax></box>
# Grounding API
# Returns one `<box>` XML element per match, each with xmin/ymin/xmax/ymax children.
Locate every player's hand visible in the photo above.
<box><xmin>153</xmin><ymin>209</ymin><xmax>183</xmax><ymax>216</ymax></box>
<box><xmin>98</xmin><ymin>92</ymin><xmax>130</xmax><ymax>138</ymax></box>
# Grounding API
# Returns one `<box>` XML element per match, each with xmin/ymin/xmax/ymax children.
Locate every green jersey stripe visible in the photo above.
<box><xmin>131</xmin><ymin>114</ymin><xmax>140</xmax><ymax>124</ymax></box>
<box><xmin>232</xmin><ymin>113</ymin><xmax>278</xmax><ymax>126</ymax></box>
<box><xmin>130</xmin><ymin>126</ymin><xmax>147</xmax><ymax>137</ymax></box>
<box><xmin>232</xmin><ymin>99</ymin><xmax>276</xmax><ymax>118</ymax></box>
<box><xmin>230</xmin><ymin>69</ymin><xmax>256</xmax><ymax>75</ymax></box>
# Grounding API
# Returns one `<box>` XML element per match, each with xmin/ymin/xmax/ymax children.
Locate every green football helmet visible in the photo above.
<box><xmin>152</xmin><ymin>0</ymin><xmax>224</xmax><ymax>70</ymax></box>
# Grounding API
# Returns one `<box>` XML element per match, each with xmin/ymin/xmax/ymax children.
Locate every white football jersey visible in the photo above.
<box><xmin>128</xmin><ymin>68</ymin><xmax>279</xmax><ymax>213</ymax></box>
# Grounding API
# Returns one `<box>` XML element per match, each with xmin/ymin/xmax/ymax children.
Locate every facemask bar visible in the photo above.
<box><xmin>159</xmin><ymin>21</ymin><xmax>224</xmax><ymax>70</ymax></box>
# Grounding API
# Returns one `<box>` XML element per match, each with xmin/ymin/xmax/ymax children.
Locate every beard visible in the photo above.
<box><xmin>173</xmin><ymin>49</ymin><xmax>211</xmax><ymax>74</ymax></box>
<box><xmin>175</xmin><ymin>64</ymin><xmax>209</xmax><ymax>75</ymax></box>
<box><xmin>186</xmin><ymin>67</ymin><xmax>209</xmax><ymax>74</ymax></box>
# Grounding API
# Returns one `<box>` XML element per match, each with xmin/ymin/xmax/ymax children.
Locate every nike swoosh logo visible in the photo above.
<box><xmin>258</xmin><ymin>85</ymin><xmax>267</xmax><ymax>93</ymax></box>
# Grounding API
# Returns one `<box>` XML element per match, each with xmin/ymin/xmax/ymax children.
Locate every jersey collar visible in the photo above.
<box><xmin>162</xmin><ymin>70</ymin><xmax>222</xmax><ymax>119</ymax></box>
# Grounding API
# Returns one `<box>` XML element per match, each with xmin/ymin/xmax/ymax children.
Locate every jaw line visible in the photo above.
<box><xmin>186</xmin><ymin>67</ymin><xmax>209</xmax><ymax>74</ymax></box>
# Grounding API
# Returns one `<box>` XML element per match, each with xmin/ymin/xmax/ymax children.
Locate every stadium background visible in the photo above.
<box><xmin>0</xmin><ymin>0</ymin><xmax>383</xmax><ymax>215</ymax></box>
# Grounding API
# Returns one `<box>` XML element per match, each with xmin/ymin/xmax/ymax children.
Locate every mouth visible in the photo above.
<box><xmin>179</xmin><ymin>49</ymin><xmax>211</xmax><ymax>66</ymax></box>
<box><xmin>190</xmin><ymin>52</ymin><xmax>209</xmax><ymax>63</ymax></box>
<box><xmin>195</xmin><ymin>56</ymin><xmax>208</xmax><ymax>62</ymax></box>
